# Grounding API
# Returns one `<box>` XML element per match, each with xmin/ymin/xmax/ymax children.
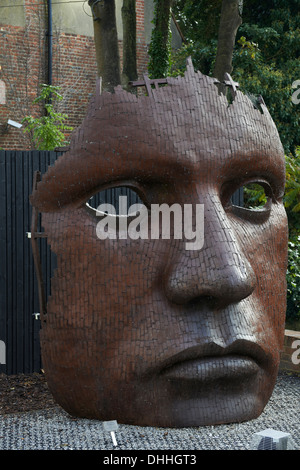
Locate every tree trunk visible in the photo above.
<box><xmin>88</xmin><ymin>0</ymin><xmax>121</xmax><ymax>92</ymax></box>
<box><xmin>154</xmin><ymin>0</ymin><xmax>173</xmax><ymax>46</ymax></box>
<box><xmin>121</xmin><ymin>0</ymin><xmax>137</xmax><ymax>90</ymax></box>
<box><xmin>213</xmin><ymin>0</ymin><xmax>242</xmax><ymax>85</ymax></box>
<box><xmin>148</xmin><ymin>0</ymin><xmax>173</xmax><ymax>78</ymax></box>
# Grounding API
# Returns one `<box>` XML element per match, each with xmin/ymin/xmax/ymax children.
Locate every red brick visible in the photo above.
<box><xmin>0</xmin><ymin>0</ymin><xmax>151</xmax><ymax>150</ymax></box>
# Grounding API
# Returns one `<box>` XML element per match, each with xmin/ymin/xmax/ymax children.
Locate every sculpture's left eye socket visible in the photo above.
<box><xmin>85</xmin><ymin>186</ymin><xmax>145</xmax><ymax>216</ymax></box>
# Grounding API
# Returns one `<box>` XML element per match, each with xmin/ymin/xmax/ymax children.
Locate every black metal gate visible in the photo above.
<box><xmin>0</xmin><ymin>151</ymin><xmax>59</xmax><ymax>375</ymax></box>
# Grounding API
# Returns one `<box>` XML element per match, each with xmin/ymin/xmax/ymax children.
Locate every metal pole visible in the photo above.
<box><xmin>47</xmin><ymin>0</ymin><xmax>53</xmax><ymax>86</ymax></box>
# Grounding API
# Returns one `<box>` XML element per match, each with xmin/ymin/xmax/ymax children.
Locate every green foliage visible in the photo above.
<box><xmin>286</xmin><ymin>236</ymin><xmax>300</xmax><ymax>322</ymax></box>
<box><xmin>148</xmin><ymin>0</ymin><xmax>172</xmax><ymax>79</ymax></box>
<box><xmin>172</xmin><ymin>0</ymin><xmax>221</xmax><ymax>77</ymax></box>
<box><xmin>170</xmin><ymin>39</ymin><xmax>218</xmax><ymax>77</ymax></box>
<box><xmin>243</xmin><ymin>183</ymin><xmax>267</xmax><ymax>210</ymax></box>
<box><xmin>285</xmin><ymin>153</ymin><xmax>300</xmax><ymax>210</ymax></box>
<box><xmin>173</xmin><ymin>0</ymin><xmax>222</xmax><ymax>44</ymax></box>
<box><xmin>285</xmin><ymin>148</ymin><xmax>300</xmax><ymax>315</ymax></box>
<box><xmin>148</xmin><ymin>29</ymin><xmax>172</xmax><ymax>78</ymax></box>
<box><xmin>233</xmin><ymin>19</ymin><xmax>300</xmax><ymax>156</ymax></box>
<box><xmin>22</xmin><ymin>84</ymin><xmax>73</xmax><ymax>151</ymax></box>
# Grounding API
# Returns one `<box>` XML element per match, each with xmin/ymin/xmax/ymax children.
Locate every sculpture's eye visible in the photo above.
<box><xmin>236</xmin><ymin>182</ymin><xmax>271</xmax><ymax>210</ymax></box>
<box><xmin>225</xmin><ymin>180</ymin><xmax>274</xmax><ymax>223</ymax></box>
<box><xmin>86</xmin><ymin>186</ymin><xmax>145</xmax><ymax>216</ymax></box>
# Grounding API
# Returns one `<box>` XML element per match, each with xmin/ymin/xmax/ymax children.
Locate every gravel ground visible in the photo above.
<box><xmin>0</xmin><ymin>372</ymin><xmax>299</xmax><ymax>451</ymax></box>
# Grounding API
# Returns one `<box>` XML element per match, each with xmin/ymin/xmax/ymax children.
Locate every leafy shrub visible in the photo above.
<box><xmin>22</xmin><ymin>84</ymin><xmax>73</xmax><ymax>151</ymax></box>
<box><xmin>286</xmin><ymin>236</ymin><xmax>300</xmax><ymax>322</ymax></box>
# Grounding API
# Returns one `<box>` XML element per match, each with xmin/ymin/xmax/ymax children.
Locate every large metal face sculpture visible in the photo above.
<box><xmin>30</xmin><ymin>60</ymin><xmax>288</xmax><ymax>427</ymax></box>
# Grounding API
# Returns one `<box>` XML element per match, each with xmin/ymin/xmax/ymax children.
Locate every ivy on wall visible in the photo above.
<box><xmin>148</xmin><ymin>0</ymin><xmax>173</xmax><ymax>79</ymax></box>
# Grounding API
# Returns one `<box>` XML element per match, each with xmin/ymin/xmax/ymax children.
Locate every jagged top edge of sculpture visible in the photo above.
<box><xmin>90</xmin><ymin>57</ymin><xmax>267</xmax><ymax>116</ymax></box>
<box><xmin>63</xmin><ymin>56</ymin><xmax>278</xmax><ymax>154</ymax></box>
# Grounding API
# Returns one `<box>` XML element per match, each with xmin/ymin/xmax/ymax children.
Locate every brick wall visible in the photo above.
<box><xmin>51</xmin><ymin>32</ymin><xmax>97</xmax><ymax>132</ymax></box>
<box><xmin>280</xmin><ymin>330</ymin><xmax>300</xmax><ymax>374</ymax></box>
<box><xmin>0</xmin><ymin>0</ymin><xmax>150</xmax><ymax>150</ymax></box>
<box><xmin>136</xmin><ymin>0</ymin><xmax>149</xmax><ymax>77</ymax></box>
<box><xmin>0</xmin><ymin>1</ymin><xmax>47</xmax><ymax>150</ymax></box>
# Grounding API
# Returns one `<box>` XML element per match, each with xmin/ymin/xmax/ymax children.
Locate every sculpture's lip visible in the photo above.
<box><xmin>160</xmin><ymin>355</ymin><xmax>259</xmax><ymax>382</ymax></box>
<box><xmin>152</xmin><ymin>339</ymin><xmax>270</xmax><ymax>379</ymax></box>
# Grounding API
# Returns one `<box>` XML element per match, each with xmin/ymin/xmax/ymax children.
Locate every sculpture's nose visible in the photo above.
<box><xmin>163</xmin><ymin>197</ymin><xmax>257</xmax><ymax>309</ymax></box>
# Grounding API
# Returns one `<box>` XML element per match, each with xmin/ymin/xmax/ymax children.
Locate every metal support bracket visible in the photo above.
<box><xmin>88</xmin><ymin>0</ymin><xmax>104</xmax><ymax>21</ymax></box>
<box><xmin>29</xmin><ymin>171</ymin><xmax>47</xmax><ymax>318</ymax></box>
<box><xmin>130</xmin><ymin>75</ymin><xmax>168</xmax><ymax>97</ymax></box>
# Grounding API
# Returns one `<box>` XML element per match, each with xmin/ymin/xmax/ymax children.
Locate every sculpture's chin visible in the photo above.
<box><xmin>42</xmin><ymin>350</ymin><xmax>278</xmax><ymax>428</ymax></box>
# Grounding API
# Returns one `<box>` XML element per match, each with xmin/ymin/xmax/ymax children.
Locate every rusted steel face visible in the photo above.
<box><xmin>30</xmin><ymin>61</ymin><xmax>288</xmax><ymax>427</ymax></box>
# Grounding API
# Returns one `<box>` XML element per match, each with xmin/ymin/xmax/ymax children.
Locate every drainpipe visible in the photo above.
<box><xmin>47</xmin><ymin>0</ymin><xmax>53</xmax><ymax>87</ymax></box>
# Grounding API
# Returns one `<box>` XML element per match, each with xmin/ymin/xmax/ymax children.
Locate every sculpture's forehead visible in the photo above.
<box><xmin>83</xmin><ymin>89</ymin><xmax>282</xmax><ymax>160</ymax></box>
<box><xmin>31</xmin><ymin>74</ymin><xmax>285</xmax><ymax>211</ymax></box>
<box><xmin>80</xmin><ymin>90</ymin><xmax>284</xmax><ymax>179</ymax></box>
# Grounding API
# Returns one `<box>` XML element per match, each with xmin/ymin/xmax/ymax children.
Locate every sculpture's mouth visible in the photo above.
<box><xmin>160</xmin><ymin>355</ymin><xmax>259</xmax><ymax>382</ymax></box>
<box><xmin>154</xmin><ymin>338</ymin><xmax>270</xmax><ymax>383</ymax></box>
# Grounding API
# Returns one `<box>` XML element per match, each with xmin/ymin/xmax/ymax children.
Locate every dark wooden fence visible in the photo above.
<box><xmin>0</xmin><ymin>151</ymin><xmax>59</xmax><ymax>375</ymax></box>
<box><xmin>0</xmin><ymin>150</ymin><xmax>243</xmax><ymax>375</ymax></box>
